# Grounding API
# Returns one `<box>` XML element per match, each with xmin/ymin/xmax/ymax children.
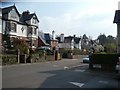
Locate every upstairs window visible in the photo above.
<box><xmin>10</xmin><ymin>22</ymin><xmax>16</xmax><ymax>32</ymax></box>
<box><xmin>28</xmin><ymin>27</ymin><xmax>33</xmax><ymax>35</ymax></box>
<box><xmin>34</xmin><ymin>28</ymin><xmax>37</xmax><ymax>35</ymax></box>
<box><xmin>32</xmin><ymin>19</ymin><xmax>36</xmax><ymax>24</ymax></box>
<box><xmin>10</xmin><ymin>9</ymin><xmax>16</xmax><ymax>19</ymax></box>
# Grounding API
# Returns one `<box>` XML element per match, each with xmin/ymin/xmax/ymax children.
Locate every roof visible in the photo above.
<box><xmin>2</xmin><ymin>5</ymin><xmax>20</xmax><ymax>17</ymax></box>
<box><xmin>113</xmin><ymin>10</ymin><xmax>120</xmax><ymax>23</ymax></box>
<box><xmin>38</xmin><ymin>36</ymin><xmax>50</xmax><ymax>46</ymax></box>
<box><xmin>21</xmin><ymin>13</ymin><xmax>39</xmax><ymax>22</ymax></box>
<box><xmin>44</xmin><ymin>33</ymin><xmax>52</xmax><ymax>41</ymax></box>
<box><xmin>74</xmin><ymin>37</ymin><xmax>81</xmax><ymax>44</ymax></box>
<box><xmin>56</xmin><ymin>36</ymin><xmax>81</xmax><ymax>43</ymax></box>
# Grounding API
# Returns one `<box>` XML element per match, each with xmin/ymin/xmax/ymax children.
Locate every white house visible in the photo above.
<box><xmin>2</xmin><ymin>5</ymin><xmax>39</xmax><ymax>50</ymax></box>
<box><xmin>0</xmin><ymin>8</ymin><xmax>2</xmax><ymax>46</ymax></box>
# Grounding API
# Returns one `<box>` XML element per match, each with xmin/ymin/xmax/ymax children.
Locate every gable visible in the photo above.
<box><xmin>9</xmin><ymin>8</ymin><xmax>19</xmax><ymax>21</ymax></box>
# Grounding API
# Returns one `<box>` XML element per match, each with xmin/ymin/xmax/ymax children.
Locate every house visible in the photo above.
<box><xmin>38</xmin><ymin>31</ymin><xmax>58</xmax><ymax>50</ymax></box>
<box><xmin>56</xmin><ymin>34</ymin><xmax>81</xmax><ymax>50</ymax></box>
<box><xmin>113</xmin><ymin>9</ymin><xmax>120</xmax><ymax>53</ymax></box>
<box><xmin>0</xmin><ymin>8</ymin><xmax>2</xmax><ymax>46</ymax></box>
<box><xmin>2</xmin><ymin>5</ymin><xmax>39</xmax><ymax>50</ymax></box>
<box><xmin>38</xmin><ymin>31</ymin><xmax>50</xmax><ymax>48</ymax></box>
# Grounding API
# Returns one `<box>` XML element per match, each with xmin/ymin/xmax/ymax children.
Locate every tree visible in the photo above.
<box><xmin>97</xmin><ymin>34</ymin><xmax>107</xmax><ymax>45</ymax></box>
<box><xmin>104</xmin><ymin>43</ymin><xmax>117</xmax><ymax>53</ymax></box>
<box><xmin>13</xmin><ymin>39</ymin><xmax>29</xmax><ymax>55</ymax></box>
<box><xmin>97</xmin><ymin>34</ymin><xmax>117</xmax><ymax>53</ymax></box>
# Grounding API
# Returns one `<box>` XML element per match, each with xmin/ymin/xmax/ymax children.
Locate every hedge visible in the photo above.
<box><xmin>89</xmin><ymin>53</ymin><xmax>120</xmax><ymax>70</ymax></box>
<box><xmin>2</xmin><ymin>55</ymin><xmax>18</xmax><ymax>65</ymax></box>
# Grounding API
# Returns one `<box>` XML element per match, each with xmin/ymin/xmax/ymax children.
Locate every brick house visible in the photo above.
<box><xmin>2</xmin><ymin>5</ymin><xmax>39</xmax><ymax>50</ymax></box>
<box><xmin>38</xmin><ymin>32</ymin><xmax>58</xmax><ymax>50</ymax></box>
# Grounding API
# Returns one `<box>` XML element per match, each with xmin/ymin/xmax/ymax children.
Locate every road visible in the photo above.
<box><xmin>2</xmin><ymin>58</ymin><xmax>120</xmax><ymax>89</ymax></box>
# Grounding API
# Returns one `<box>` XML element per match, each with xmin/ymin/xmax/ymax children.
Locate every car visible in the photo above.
<box><xmin>116</xmin><ymin>59</ymin><xmax>120</xmax><ymax>73</ymax></box>
<box><xmin>83</xmin><ymin>56</ymin><xmax>89</xmax><ymax>63</ymax></box>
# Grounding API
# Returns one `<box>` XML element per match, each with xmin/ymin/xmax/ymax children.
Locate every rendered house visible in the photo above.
<box><xmin>56</xmin><ymin>34</ymin><xmax>81</xmax><ymax>50</ymax></box>
<box><xmin>113</xmin><ymin>10</ymin><xmax>120</xmax><ymax>53</ymax></box>
<box><xmin>2</xmin><ymin>5</ymin><xmax>39</xmax><ymax>50</ymax></box>
<box><xmin>0</xmin><ymin>8</ymin><xmax>2</xmax><ymax>46</ymax></box>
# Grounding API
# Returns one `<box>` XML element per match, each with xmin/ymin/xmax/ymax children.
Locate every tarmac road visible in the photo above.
<box><xmin>2</xmin><ymin>58</ymin><xmax>120</xmax><ymax>89</ymax></box>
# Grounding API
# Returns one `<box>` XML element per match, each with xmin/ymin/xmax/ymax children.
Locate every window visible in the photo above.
<box><xmin>10</xmin><ymin>23</ymin><xmax>16</xmax><ymax>32</ymax></box>
<box><xmin>28</xmin><ymin>27</ymin><xmax>33</xmax><ymax>35</ymax></box>
<box><xmin>32</xmin><ymin>19</ymin><xmax>36</xmax><ymax>24</ymax></box>
<box><xmin>10</xmin><ymin>9</ymin><xmax>16</xmax><ymax>19</ymax></box>
<box><xmin>5</xmin><ymin>22</ymin><xmax>10</xmax><ymax>31</ymax></box>
<box><xmin>34</xmin><ymin>28</ymin><xmax>37</xmax><ymax>35</ymax></box>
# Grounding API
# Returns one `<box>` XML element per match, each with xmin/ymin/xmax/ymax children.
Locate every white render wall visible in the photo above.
<box><xmin>17</xmin><ymin>24</ymin><xmax>27</xmax><ymax>37</ymax></box>
<box><xmin>0</xmin><ymin>9</ymin><xmax>1</xmax><ymax>34</ymax></box>
<box><xmin>31</xmin><ymin>17</ymin><xmax>38</xmax><ymax>26</ymax></box>
<box><xmin>8</xmin><ymin>8</ymin><xmax>19</xmax><ymax>22</ymax></box>
<box><xmin>2</xmin><ymin>20</ymin><xmax>6</xmax><ymax>35</ymax></box>
<box><xmin>0</xmin><ymin>19</ymin><xmax>1</xmax><ymax>34</ymax></box>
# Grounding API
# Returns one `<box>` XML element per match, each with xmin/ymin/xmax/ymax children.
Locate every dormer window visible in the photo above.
<box><xmin>32</xmin><ymin>18</ymin><xmax>36</xmax><ymax>24</ymax></box>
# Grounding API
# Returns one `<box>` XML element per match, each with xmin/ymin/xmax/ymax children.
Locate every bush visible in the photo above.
<box><xmin>89</xmin><ymin>53</ymin><xmax>119</xmax><ymax>70</ymax></box>
<box><xmin>13</xmin><ymin>39</ymin><xmax>29</xmax><ymax>55</ymax></box>
<box><xmin>2</xmin><ymin>55</ymin><xmax>18</xmax><ymax>65</ymax></box>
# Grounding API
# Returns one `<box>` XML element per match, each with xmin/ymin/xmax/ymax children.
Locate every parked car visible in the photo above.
<box><xmin>83</xmin><ymin>56</ymin><xmax>89</xmax><ymax>63</ymax></box>
<box><xmin>116</xmin><ymin>58</ymin><xmax>120</xmax><ymax>73</ymax></box>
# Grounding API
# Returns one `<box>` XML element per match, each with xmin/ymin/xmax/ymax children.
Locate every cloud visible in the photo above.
<box><xmin>39</xmin><ymin>0</ymin><xmax>119</xmax><ymax>39</ymax></box>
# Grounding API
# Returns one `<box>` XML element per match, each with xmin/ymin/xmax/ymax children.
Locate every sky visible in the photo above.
<box><xmin>1</xmin><ymin>0</ymin><xmax>120</xmax><ymax>39</ymax></box>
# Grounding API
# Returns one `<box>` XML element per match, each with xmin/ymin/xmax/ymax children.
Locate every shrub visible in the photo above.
<box><xmin>2</xmin><ymin>55</ymin><xmax>17</xmax><ymax>65</ymax></box>
<box><xmin>13</xmin><ymin>39</ymin><xmax>29</xmax><ymax>55</ymax></box>
<box><xmin>89</xmin><ymin>53</ymin><xmax>119</xmax><ymax>70</ymax></box>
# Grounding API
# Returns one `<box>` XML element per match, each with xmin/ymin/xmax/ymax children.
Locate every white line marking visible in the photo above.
<box><xmin>98</xmin><ymin>80</ymin><xmax>108</xmax><ymax>84</ymax></box>
<box><xmin>53</xmin><ymin>65</ymin><xmax>59</xmax><ymax>67</ymax></box>
<box><xmin>69</xmin><ymin>82</ymin><xmax>85</xmax><ymax>87</ymax></box>
<box><xmin>70</xmin><ymin>64</ymin><xmax>88</xmax><ymax>68</ymax></box>
<box><xmin>64</xmin><ymin>66</ymin><xmax>69</xmax><ymax>70</ymax></box>
<box><xmin>74</xmin><ymin>69</ymin><xmax>85</xmax><ymax>72</ymax></box>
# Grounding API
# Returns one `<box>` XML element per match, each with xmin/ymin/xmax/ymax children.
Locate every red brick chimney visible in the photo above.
<box><xmin>22</xmin><ymin>10</ymin><xmax>30</xmax><ymax>16</ymax></box>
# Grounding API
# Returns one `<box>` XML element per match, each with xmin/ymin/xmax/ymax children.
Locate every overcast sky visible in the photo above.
<box><xmin>2</xmin><ymin>0</ymin><xmax>120</xmax><ymax>39</ymax></box>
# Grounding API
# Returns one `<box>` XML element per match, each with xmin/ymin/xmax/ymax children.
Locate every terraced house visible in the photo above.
<box><xmin>2</xmin><ymin>5</ymin><xmax>39</xmax><ymax>50</ymax></box>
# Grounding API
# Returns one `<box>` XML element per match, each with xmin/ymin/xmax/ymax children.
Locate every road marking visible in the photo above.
<box><xmin>64</xmin><ymin>66</ymin><xmax>69</xmax><ymax>70</ymax></box>
<box><xmin>70</xmin><ymin>64</ymin><xmax>88</xmax><ymax>69</ymax></box>
<box><xmin>74</xmin><ymin>69</ymin><xmax>85</xmax><ymax>72</ymax></box>
<box><xmin>98</xmin><ymin>80</ymin><xmax>108</xmax><ymax>84</ymax></box>
<box><xmin>53</xmin><ymin>65</ymin><xmax>59</xmax><ymax>67</ymax></box>
<box><xmin>69</xmin><ymin>82</ymin><xmax>85</xmax><ymax>87</ymax></box>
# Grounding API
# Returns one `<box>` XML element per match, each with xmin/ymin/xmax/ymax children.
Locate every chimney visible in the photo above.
<box><xmin>73</xmin><ymin>35</ymin><xmax>76</xmax><ymax>38</ymax></box>
<box><xmin>60</xmin><ymin>33</ymin><xmax>64</xmax><ymax>43</ymax></box>
<box><xmin>22</xmin><ymin>10</ymin><xmax>30</xmax><ymax>16</ymax></box>
<box><xmin>52</xmin><ymin>30</ymin><xmax>55</xmax><ymax>40</ymax></box>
